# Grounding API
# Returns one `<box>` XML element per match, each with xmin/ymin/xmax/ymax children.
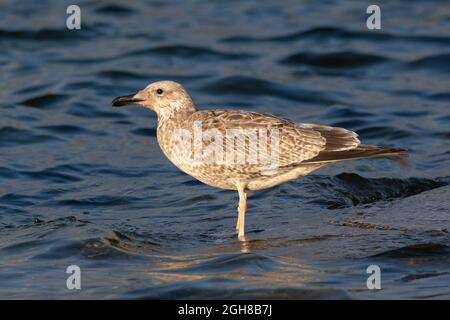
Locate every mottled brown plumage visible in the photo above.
<box><xmin>112</xmin><ymin>80</ymin><xmax>407</xmax><ymax>240</ymax></box>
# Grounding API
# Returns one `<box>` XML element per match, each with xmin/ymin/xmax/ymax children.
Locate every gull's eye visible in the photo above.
<box><xmin>156</xmin><ymin>88</ymin><xmax>164</xmax><ymax>95</ymax></box>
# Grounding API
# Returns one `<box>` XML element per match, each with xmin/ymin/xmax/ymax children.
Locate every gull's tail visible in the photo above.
<box><xmin>304</xmin><ymin>144</ymin><xmax>408</xmax><ymax>164</ymax></box>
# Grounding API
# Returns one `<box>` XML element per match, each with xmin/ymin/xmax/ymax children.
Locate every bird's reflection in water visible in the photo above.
<box><xmin>238</xmin><ymin>235</ymin><xmax>250</xmax><ymax>253</ymax></box>
<box><xmin>141</xmin><ymin>248</ymin><xmax>322</xmax><ymax>299</ymax></box>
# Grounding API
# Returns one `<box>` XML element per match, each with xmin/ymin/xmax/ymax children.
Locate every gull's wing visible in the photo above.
<box><xmin>300</xmin><ymin>124</ymin><xmax>406</xmax><ymax>163</ymax></box>
<box><xmin>184</xmin><ymin>110</ymin><xmax>358</xmax><ymax>169</ymax></box>
<box><xmin>168</xmin><ymin>109</ymin><xmax>405</xmax><ymax>184</ymax></box>
<box><xmin>299</xmin><ymin>123</ymin><xmax>360</xmax><ymax>151</ymax></box>
<box><xmin>185</xmin><ymin>110</ymin><xmax>326</xmax><ymax>168</ymax></box>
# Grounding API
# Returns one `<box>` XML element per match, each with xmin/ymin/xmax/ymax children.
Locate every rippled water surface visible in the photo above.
<box><xmin>1</xmin><ymin>0</ymin><xmax>449</xmax><ymax>299</ymax></box>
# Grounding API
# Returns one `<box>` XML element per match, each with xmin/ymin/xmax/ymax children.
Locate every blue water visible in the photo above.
<box><xmin>0</xmin><ymin>0</ymin><xmax>449</xmax><ymax>299</ymax></box>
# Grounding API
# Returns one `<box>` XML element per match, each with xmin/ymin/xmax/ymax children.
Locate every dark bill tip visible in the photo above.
<box><xmin>112</xmin><ymin>93</ymin><xmax>144</xmax><ymax>107</ymax></box>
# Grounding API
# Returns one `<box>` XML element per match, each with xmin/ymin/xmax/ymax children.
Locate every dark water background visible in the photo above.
<box><xmin>1</xmin><ymin>0</ymin><xmax>449</xmax><ymax>299</ymax></box>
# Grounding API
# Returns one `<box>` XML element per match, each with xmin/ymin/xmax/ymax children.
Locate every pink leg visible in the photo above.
<box><xmin>236</xmin><ymin>187</ymin><xmax>247</xmax><ymax>240</ymax></box>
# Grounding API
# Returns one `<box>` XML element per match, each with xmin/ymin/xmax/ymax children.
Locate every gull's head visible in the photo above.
<box><xmin>112</xmin><ymin>80</ymin><xmax>195</xmax><ymax>118</ymax></box>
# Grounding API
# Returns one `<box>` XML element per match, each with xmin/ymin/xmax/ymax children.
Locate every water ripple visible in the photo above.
<box><xmin>19</xmin><ymin>94</ymin><xmax>67</xmax><ymax>109</ymax></box>
<box><xmin>222</xmin><ymin>26</ymin><xmax>450</xmax><ymax>45</ymax></box>
<box><xmin>123</xmin><ymin>45</ymin><xmax>256</xmax><ymax>61</ymax></box>
<box><xmin>0</xmin><ymin>127</ymin><xmax>59</xmax><ymax>147</ymax></box>
<box><xmin>203</xmin><ymin>76</ymin><xmax>338</xmax><ymax>104</ymax></box>
<box><xmin>407</xmin><ymin>53</ymin><xmax>450</xmax><ymax>72</ymax></box>
<box><xmin>281</xmin><ymin>51</ymin><xmax>390</xmax><ymax>69</ymax></box>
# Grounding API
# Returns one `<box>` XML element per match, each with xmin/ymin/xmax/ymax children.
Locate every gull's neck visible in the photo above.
<box><xmin>156</xmin><ymin>106</ymin><xmax>195</xmax><ymax>158</ymax></box>
<box><xmin>158</xmin><ymin>107</ymin><xmax>195</xmax><ymax>122</ymax></box>
<box><xmin>156</xmin><ymin>97</ymin><xmax>196</xmax><ymax>123</ymax></box>
<box><xmin>156</xmin><ymin>105</ymin><xmax>196</xmax><ymax>131</ymax></box>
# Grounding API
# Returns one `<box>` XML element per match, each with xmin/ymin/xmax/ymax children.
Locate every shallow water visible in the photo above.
<box><xmin>0</xmin><ymin>0</ymin><xmax>449</xmax><ymax>299</ymax></box>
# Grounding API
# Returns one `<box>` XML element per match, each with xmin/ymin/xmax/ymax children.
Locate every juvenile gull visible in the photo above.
<box><xmin>112</xmin><ymin>81</ymin><xmax>406</xmax><ymax>240</ymax></box>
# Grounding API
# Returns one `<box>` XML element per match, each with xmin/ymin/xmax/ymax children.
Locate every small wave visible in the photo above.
<box><xmin>399</xmin><ymin>272</ymin><xmax>450</xmax><ymax>283</ymax></box>
<box><xmin>427</xmin><ymin>92</ymin><xmax>450</xmax><ymax>101</ymax></box>
<box><xmin>0</xmin><ymin>215</ymin><xmax>88</xmax><ymax>238</ymax></box>
<box><xmin>37</xmin><ymin>125</ymin><xmax>103</xmax><ymax>136</ymax></box>
<box><xmin>433</xmin><ymin>131</ymin><xmax>450</xmax><ymax>139</ymax></box>
<box><xmin>0</xmin><ymin>127</ymin><xmax>59</xmax><ymax>147</ymax></box>
<box><xmin>30</xmin><ymin>240</ymin><xmax>86</xmax><ymax>260</ymax></box>
<box><xmin>0</xmin><ymin>193</ymin><xmax>38</xmax><ymax>207</ymax></box>
<box><xmin>203</xmin><ymin>76</ymin><xmax>338</xmax><ymax>105</ymax></box>
<box><xmin>222</xmin><ymin>26</ymin><xmax>450</xmax><ymax>46</ymax></box>
<box><xmin>0</xmin><ymin>166</ymin><xmax>17</xmax><ymax>179</ymax></box>
<box><xmin>95</xmin><ymin>167</ymin><xmax>155</xmax><ymax>178</ymax></box>
<box><xmin>308</xmin><ymin>173</ymin><xmax>446</xmax><ymax>209</ymax></box>
<box><xmin>0</xmin><ymin>28</ymin><xmax>91</xmax><ymax>42</ymax></box>
<box><xmin>97</xmin><ymin>71</ymin><xmax>212</xmax><ymax>83</ymax></box>
<box><xmin>30</xmin><ymin>163</ymin><xmax>153</xmax><ymax>179</ymax></box>
<box><xmin>120</xmin><ymin>282</ymin><xmax>350</xmax><ymax>299</ymax></box>
<box><xmin>0</xmin><ymin>206</ymin><xmax>26</xmax><ymax>215</ymax></box>
<box><xmin>389</xmin><ymin>111</ymin><xmax>429</xmax><ymax>118</ymax></box>
<box><xmin>57</xmin><ymin>238</ymin><xmax>142</xmax><ymax>261</ymax></box>
<box><xmin>371</xmin><ymin>243</ymin><xmax>449</xmax><ymax>258</ymax></box>
<box><xmin>68</xmin><ymin>101</ymin><xmax>128</xmax><ymax>119</ymax></box>
<box><xmin>331</xmin><ymin>220</ymin><xmax>402</xmax><ymax>231</ymax></box>
<box><xmin>123</xmin><ymin>45</ymin><xmax>256</xmax><ymax>61</ymax></box>
<box><xmin>324</xmin><ymin>106</ymin><xmax>375</xmax><ymax>119</ymax></box>
<box><xmin>17</xmin><ymin>167</ymin><xmax>83</xmax><ymax>184</ymax></box>
<box><xmin>281</xmin><ymin>51</ymin><xmax>389</xmax><ymax>69</ymax></box>
<box><xmin>165</xmin><ymin>194</ymin><xmax>218</xmax><ymax>208</ymax></box>
<box><xmin>356</xmin><ymin>126</ymin><xmax>412</xmax><ymax>140</ymax></box>
<box><xmin>331</xmin><ymin>120</ymin><xmax>369</xmax><ymax>130</ymax></box>
<box><xmin>19</xmin><ymin>94</ymin><xmax>67</xmax><ymax>109</ymax></box>
<box><xmin>0</xmin><ymin>239</ymin><xmax>52</xmax><ymax>255</ymax></box>
<box><xmin>160</xmin><ymin>253</ymin><xmax>277</xmax><ymax>275</ymax></box>
<box><xmin>94</xmin><ymin>4</ymin><xmax>136</xmax><ymax>15</ymax></box>
<box><xmin>130</xmin><ymin>128</ymin><xmax>156</xmax><ymax>137</ymax></box>
<box><xmin>407</xmin><ymin>53</ymin><xmax>450</xmax><ymax>72</ymax></box>
<box><xmin>102</xmin><ymin>230</ymin><xmax>163</xmax><ymax>255</ymax></box>
<box><xmin>96</xmin><ymin>70</ymin><xmax>148</xmax><ymax>80</ymax></box>
<box><xmin>56</xmin><ymin>195</ymin><xmax>142</xmax><ymax>208</ymax></box>
<box><xmin>14</xmin><ymin>82</ymin><xmax>55</xmax><ymax>95</ymax></box>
